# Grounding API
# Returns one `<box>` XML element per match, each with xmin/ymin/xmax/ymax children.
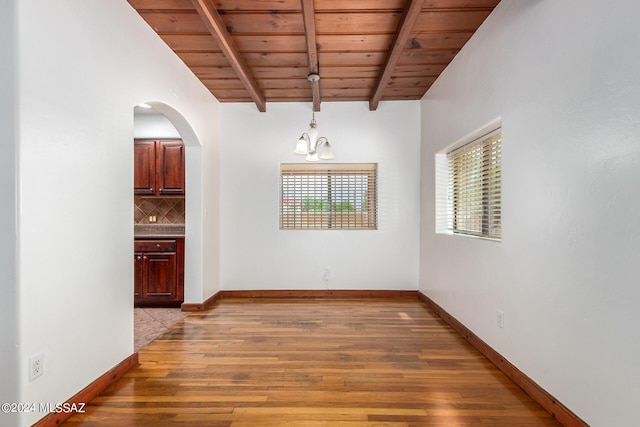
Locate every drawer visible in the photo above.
<box><xmin>135</xmin><ymin>239</ymin><xmax>177</xmax><ymax>252</ymax></box>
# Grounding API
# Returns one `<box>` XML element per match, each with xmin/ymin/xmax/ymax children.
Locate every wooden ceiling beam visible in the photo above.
<box><xmin>369</xmin><ymin>0</ymin><xmax>425</xmax><ymax>111</ymax></box>
<box><xmin>190</xmin><ymin>0</ymin><xmax>266</xmax><ymax>112</ymax></box>
<box><xmin>301</xmin><ymin>0</ymin><xmax>321</xmax><ymax>111</ymax></box>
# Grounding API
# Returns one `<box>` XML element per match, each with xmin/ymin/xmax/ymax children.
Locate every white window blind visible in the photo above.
<box><xmin>447</xmin><ymin>129</ymin><xmax>502</xmax><ymax>240</ymax></box>
<box><xmin>280</xmin><ymin>163</ymin><xmax>377</xmax><ymax>230</ymax></box>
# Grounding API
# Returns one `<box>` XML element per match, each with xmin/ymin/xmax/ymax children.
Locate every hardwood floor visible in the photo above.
<box><xmin>65</xmin><ymin>298</ymin><xmax>560</xmax><ymax>426</ymax></box>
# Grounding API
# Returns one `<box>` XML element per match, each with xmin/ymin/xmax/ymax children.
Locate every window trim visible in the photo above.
<box><xmin>280</xmin><ymin>163</ymin><xmax>378</xmax><ymax>231</ymax></box>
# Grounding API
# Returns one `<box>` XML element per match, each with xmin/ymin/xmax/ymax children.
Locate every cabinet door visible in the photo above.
<box><xmin>134</xmin><ymin>252</ymin><xmax>144</xmax><ymax>298</ymax></box>
<box><xmin>157</xmin><ymin>140</ymin><xmax>185</xmax><ymax>195</ymax></box>
<box><xmin>134</xmin><ymin>140</ymin><xmax>157</xmax><ymax>195</ymax></box>
<box><xmin>144</xmin><ymin>251</ymin><xmax>178</xmax><ymax>300</ymax></box>
<box><xmin>134</xmin><ymin>238</ymin><xmax>183</xmax><ymax>307</ymax></box>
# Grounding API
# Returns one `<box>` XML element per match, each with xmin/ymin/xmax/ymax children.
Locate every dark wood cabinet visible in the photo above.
<box><xmin>134</xmin><ymin>139</ymin><xmax>185</xmax><ymax>196</ymax></box>
<box><xmin>134</xmin><ymin>238</ymin><xmax>184</xmax><ymax>307</ymax></box>
<box><xmin>156</xmin><ymin>140</ymin><xmax>185</xmax><ymax>195</ymax></box>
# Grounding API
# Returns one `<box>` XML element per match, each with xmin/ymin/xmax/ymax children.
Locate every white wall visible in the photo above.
<box><xmin>0</xmin><ymin>1</ymin><xmax>19</xmax><ymax>425</ymax></box>
<box><xmin>420</xmin><ymin>1</ymin><xmax>640</xmax><ymax>425</ymax></box>
<box><xmin>133</xmin><ymin>112</ymin><xmax>181</xmax><ymax>139</ymax></box>
<box><xmin>221</xmin><ymin>102</ymin><xmax>420</xmax><ymax>291</ymax></box>
<box><xmin>13</xmin><ymin>1</ymin><xmax>220</xmax><ymax>426</ymax></box>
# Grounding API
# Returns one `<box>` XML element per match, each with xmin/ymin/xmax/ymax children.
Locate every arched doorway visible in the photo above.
<box><xmin>132</xmin><ymin>102</ymin><xmax>204</xmax><ymax>350</ymax></box>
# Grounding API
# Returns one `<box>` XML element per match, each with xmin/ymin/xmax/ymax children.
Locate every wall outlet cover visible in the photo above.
<box><xmin>29</xmin><ymin>353</ymin><xmax>44</xmax><ymax>381</ymax></box>
<box><xmin>496</xmin><ymin>310</ymin><xmax>504</xmax><ymax>328</ymax></box>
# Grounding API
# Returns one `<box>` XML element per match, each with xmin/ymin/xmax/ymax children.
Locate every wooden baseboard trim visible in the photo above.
<box><xmin>181</xmin><ymin>290</ymin><xmax>419</xmax><ymax>312</ymax></box>
<box><xmin>219</xmin><ymin>289</ymin><xmax>419</xmax><ymax>299</ymax></box>
<box><xmin>32</xmin><ymin>353</ymin><xmax>139</xmax><ymax>427</ymax></box>
<box><xmin>418</xmin><ymin>292</ymin><xmax>586</xmax><ymax>427</ymax></box>
<box><xmin>181</xmin><ymin>291</ymin><xmax>221</xmax><ymax>312</ymax></box>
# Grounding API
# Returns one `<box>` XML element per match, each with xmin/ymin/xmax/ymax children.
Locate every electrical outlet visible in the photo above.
<box><xmin>29</xmin><ymin>353</ymin><xmax>44</xmax><ymax>381</ymax></box>
<box><xmin>323</xmin><ymin>267</ymin><xmax>331</xmax><ymax>282</ymax></box>
<box><xmin>496</xmin><ymin>310</ymin><xmax>504</xmax><ymax>328</ymax></box>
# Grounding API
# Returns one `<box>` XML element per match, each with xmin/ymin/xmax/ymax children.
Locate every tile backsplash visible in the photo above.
<box><xmin>134</xmin><ymin>196</ymin><xmax>185</xmax><ymax>224</ymax></box>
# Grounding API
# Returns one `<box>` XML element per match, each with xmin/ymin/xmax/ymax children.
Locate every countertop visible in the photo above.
<box><xmin>135</xmin><ymin>224</ymin><xmax>185</xmax><ymax>238</ymax></box>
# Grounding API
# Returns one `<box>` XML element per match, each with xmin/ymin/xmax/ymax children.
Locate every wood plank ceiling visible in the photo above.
<box><xmin>127</xmin><ymin>0</ymin><xmax>500</xmax><ymax>112</ymax></box>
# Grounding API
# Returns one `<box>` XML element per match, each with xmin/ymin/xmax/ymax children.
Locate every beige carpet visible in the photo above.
<box><xmin>134</xmin><ymin>308</ymin><xmax>189</xmax><ymax>352</ymax></box>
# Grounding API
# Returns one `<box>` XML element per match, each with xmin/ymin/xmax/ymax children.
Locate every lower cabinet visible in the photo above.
<box><xmin>134</xmin><ymin>238</ymin><xmax>184</xmax><ymax>307</ymax></box>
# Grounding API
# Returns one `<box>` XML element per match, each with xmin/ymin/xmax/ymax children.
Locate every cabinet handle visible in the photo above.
<box><xmin>136</xmin><ymin>256</ymin><xmax>141</xmax><ymax>260</ymax></box>
<box><xmin>143</xmin><ymin>256</ymin><xmax>147</xmax><ymax>260</ymax></box>
<box><xmin>156</xmin><ymin>244</ymin><xmax>161</xmax><ymax>248</ymax></box>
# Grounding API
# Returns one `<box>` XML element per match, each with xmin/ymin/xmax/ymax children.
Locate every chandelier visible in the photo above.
<box><xmin>293</xmin><ymin>74</ymin><xmax>334</xmax><ymax>162</ymax></box>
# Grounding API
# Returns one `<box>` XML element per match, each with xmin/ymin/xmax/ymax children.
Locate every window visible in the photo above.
<box><xmin>447</xmin><ymin>129</ymin><xmax>502</xmax><ymax>240</ymax></box>
<box><xmin>280</xmin><ymin>163</ymin><xmax>377</xmax><ymax>230</ymax></box>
